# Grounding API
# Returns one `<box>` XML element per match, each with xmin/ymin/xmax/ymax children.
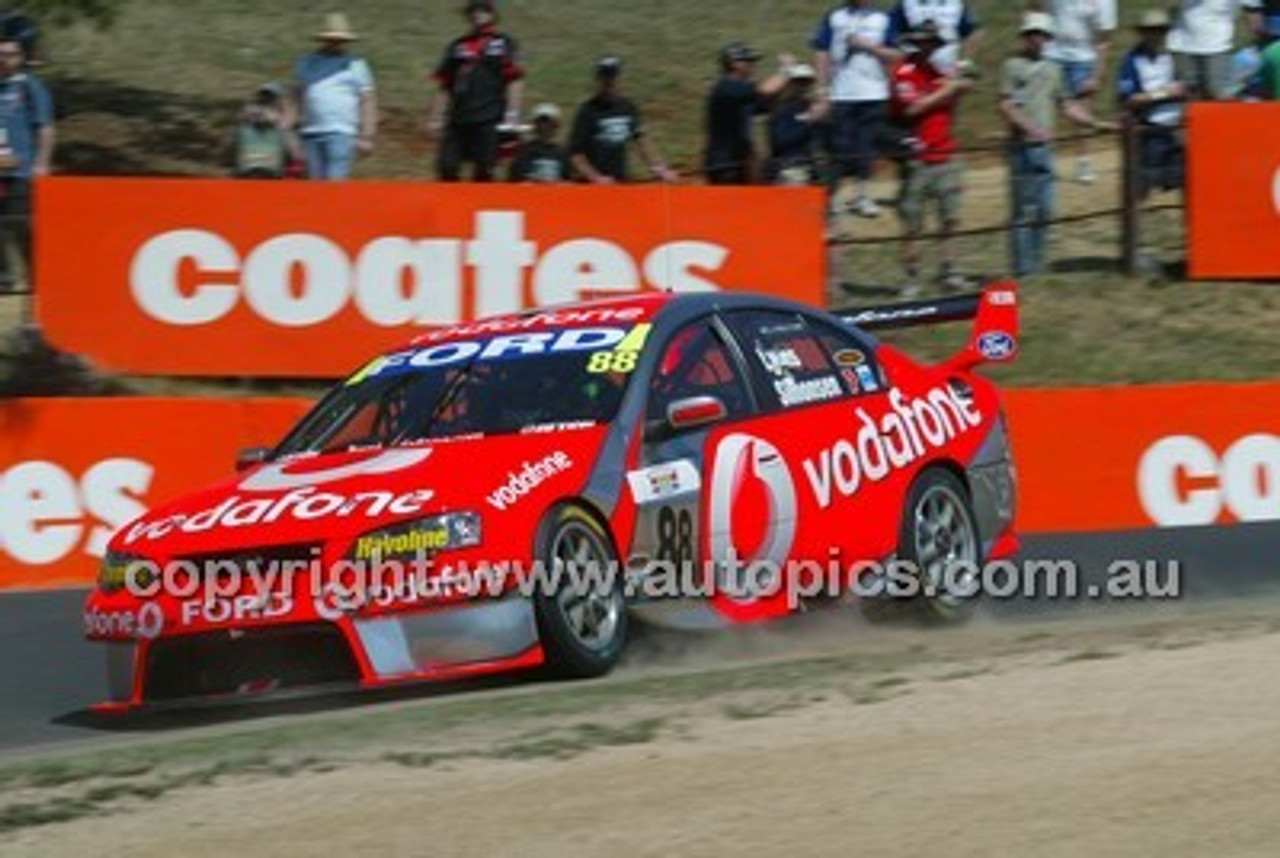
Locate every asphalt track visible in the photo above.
<box><xmin>1</xmin><ymin>523</ymin><xmax>1276</xmax><ymax>755</ymax></box>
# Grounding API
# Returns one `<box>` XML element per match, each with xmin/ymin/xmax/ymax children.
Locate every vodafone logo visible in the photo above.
<box><xmin>1138</xmin><ymin>435</ymin><xmax>1280</xmax><ymax>527</ymax></box>
<box><xmin>708</xmin><ymin>434</ymin><xmax>798</xmax><ymax>601</ymax></box>
<box><xmin>130</xmin><ymin>211</ymin><xmax>728</xmax><ymax>329</ymax></box>
<box><xmin>0</xmin><ymin>459</ymin><xmax>152</xmax><ymax>566</ymax></box>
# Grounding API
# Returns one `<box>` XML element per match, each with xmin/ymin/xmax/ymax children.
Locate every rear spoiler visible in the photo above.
<box><xmin>837</xmin><ymin>280</ymin><xmax>1019</xmax><ymax>372</ymax></box>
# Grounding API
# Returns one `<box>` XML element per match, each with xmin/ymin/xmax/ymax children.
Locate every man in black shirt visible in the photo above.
<box><xmin>427</xmin><ymin>0</ymin><xmax>524</xmax><ymax>182</ymax></box>
<box><xmin>569</xmin><ymin>55</ymin><xmax>675</xmax><ymax>184</ymax></box>
<box><xmin>704</xmin><ymin>42</ymin><xmax>790</xmax><ymax>184</ymax></box>
<box><xmin>508</xmin><ymin>102</ymin><xmax>571</xmax><ymax>182</ymax></box>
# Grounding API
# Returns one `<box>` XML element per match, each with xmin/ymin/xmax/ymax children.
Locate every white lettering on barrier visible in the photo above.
<box><xmin>129</xmin><ymin>212</ymin><xmax>730</xmax><ymax>330</ymax></box>
<box><xmin>0</xmin><ymin>459</ymin><xmax>153</xmax><ymax>566</ymax></box>
<box><xmin>1138</xmin><ymin>434</ymin><xmax>1280</xmax><ymax>527</ymax></box>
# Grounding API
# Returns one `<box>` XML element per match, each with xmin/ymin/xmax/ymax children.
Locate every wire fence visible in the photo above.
<box><xmin>818</xmin><ymin>120</ymin><xmax>1187</xmax><ymax>300</ymax></box>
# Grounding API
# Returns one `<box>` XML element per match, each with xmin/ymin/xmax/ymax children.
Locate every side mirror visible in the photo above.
<box><xmin>235</xmin><ymin>447</ymin><xmax>271</xmax><ymax>473</ymax></box>
<box><xmin>667</xmin><ymin>395</ymin><xmax>728</xmax><ymax>433</ymax></box>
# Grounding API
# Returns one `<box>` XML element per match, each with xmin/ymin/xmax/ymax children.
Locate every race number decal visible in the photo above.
<box><xmin>655</xmin><ymin>506</ymin><xmax>694</xmax><ymax>570</ymax></box>
<box><xmin>587</xmin><ymin>323</ymin><xmax>652</xmax><ymax>374</ymax></box>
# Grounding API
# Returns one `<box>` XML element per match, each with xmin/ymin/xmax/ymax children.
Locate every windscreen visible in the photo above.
<box><xmin>274</xmin><ymin>325</ymin><xmax>649</xmax><ymax>456</ymax></box>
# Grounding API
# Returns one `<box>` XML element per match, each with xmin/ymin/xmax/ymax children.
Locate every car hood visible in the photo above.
<box><xmin>110</xmin><ymin>426</ymin><xmax>613</xmax><ymax>557</ymax></box>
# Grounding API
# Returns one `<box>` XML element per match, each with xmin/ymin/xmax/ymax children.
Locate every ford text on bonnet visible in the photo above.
<box><xmin>84</xmin><ymin>286</ymin><xmax>1020</xmax><ymax>710</ymax></box>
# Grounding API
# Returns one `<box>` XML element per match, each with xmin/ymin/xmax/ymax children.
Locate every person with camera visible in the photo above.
<box><xmin>766</xmin><ymin>63</ymin><xmax>827</xmax><ymax>185</ymax></box>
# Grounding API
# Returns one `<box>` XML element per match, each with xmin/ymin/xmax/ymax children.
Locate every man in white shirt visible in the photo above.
<box><xmin>1168</xmin><ymin>0</ymin><xmax>1243</xmax><ymax>99</ymax></box>
<box><xmin>1044</xmin><ymin>0</ymin><xmax>1116</xmax><ymax>183</ymax></box>
<box><xmin>887</xmin><ymin>0</ymin><xmax>982</xmax><ymax>74</ymax></box>
<box><xmin>812</xmin><ymin>1</ymin><xmax>900</xmax><ymax>217</ymax></box>
<box><xmin>293</xmin><ymin>13</ymin><xmax>377</xmax><ymax>180</ymax></box>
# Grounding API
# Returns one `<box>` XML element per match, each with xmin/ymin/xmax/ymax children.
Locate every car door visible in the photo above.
<box><xmin>718</xmin><ymin>309</ymin><xmax>900</xmax><ymax>599</ymax></box>
<box><xmin>625</xmin><ymin>315</ymin><xmax>759</xmax><ymax>627</ymax></box>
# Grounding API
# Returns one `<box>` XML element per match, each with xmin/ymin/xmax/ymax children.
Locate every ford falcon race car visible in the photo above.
<box><xmin>84</xmin><ymin>286</ymin><xmax>1019</xmax><ymax>710</ymax></box>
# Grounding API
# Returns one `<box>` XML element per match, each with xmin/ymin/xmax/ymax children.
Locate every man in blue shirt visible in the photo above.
<box><xmin>0</xmin><ymin>36</ymin><xmax>52</xmax><ymax>292</ymax></box>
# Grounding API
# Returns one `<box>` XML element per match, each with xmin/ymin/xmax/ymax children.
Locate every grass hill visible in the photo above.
<box><xmin>45</xmin><ymin>0</ymin><xmax>1044</xmax><ymax>178</ymax></box>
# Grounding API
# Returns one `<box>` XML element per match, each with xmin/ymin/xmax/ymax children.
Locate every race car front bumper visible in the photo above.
<box><xmin>92</xmin><ymin>595</ymin><xmax>543</xmax><ymax>712</ymax></box>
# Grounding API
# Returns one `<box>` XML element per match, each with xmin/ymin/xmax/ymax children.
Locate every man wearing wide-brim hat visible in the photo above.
<box><xmin>293</xmin><ymin>13</ymin><xmax>378</xmax><ymax>180</ymax></box>
<box><xmin>998</xmin><ymin>11</ymin><xmax>1113</xmax><ymax>279</ymax></box>
<box><xmin>1117</xmin><ymin>9</ymin><xmax>1188</xmax><ymax>197</ymax></box>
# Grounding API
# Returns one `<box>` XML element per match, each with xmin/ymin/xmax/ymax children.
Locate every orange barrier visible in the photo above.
<box><xmin>1187</xmin><ymin>103</ymin><xmax>1280</xmax><ymax>279</ymax></box>
<box><xmin>1005</xmin><ymin>382</ymin><xmax>1280</xmax><ymax>533</ymax></box>
<box><xmin>0</xmin><ymin>397</ymin><xmax>311</xmax><ymax>590</ymax></box>
<box><xmin>35</xmin><ymin>179</ymin><xmax>826</xmax><ymax>378</ymax></box>
<box><xmin>6</xmin><ymin>382</ymin><xmax>1278</xmax><ymax>590</ymax></box>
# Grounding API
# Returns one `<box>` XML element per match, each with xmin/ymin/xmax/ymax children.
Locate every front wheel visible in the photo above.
<box><xmin>532</xmin><ymin>504</ymin><xmax>628</xmax><ymax>678</ymax></box>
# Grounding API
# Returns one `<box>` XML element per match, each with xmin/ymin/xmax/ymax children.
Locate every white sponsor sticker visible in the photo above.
<box><xmin>626</xmin><ymin>460</ymin><xmax>702</xmax><ymax>505</ymax></box>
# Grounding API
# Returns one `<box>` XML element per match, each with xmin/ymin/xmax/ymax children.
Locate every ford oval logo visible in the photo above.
<box><xmin>977</xmin><ymin>331</ymin><xmax>1017</xmax><ymax>361</ymax></box>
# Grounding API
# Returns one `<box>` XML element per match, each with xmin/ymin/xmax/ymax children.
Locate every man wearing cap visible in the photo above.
<box><xmin>1169</xmin><ymin>0</ymin><xmax>1244</xmax><ymax>100</ymax></box>
<box><xmin>811</xmin><ymin>1</ymin><xmax>898</xmax><ymax>216</ymax></box>
<box><xmin>427</xmin><ymin>1</ymin><xmax>524</xmax><ymax>182</ymax></box>
<box><xmin>293</xmin><ymin>13</ymin><xmax>377</xmax><ymax>180</ymax></box>
<box><xmin>891</xmin><ymin>20</ymin><xmax>971</xmax><ymax>297</ymax></box>
<box><xmin>703</xmin><ymin>43</ymin><xmax>790</xmax><ymax>185</ymax></box>
<box><xmin>1000</xmin><ymin>12</ymin><xmax>1106</xmax><ymax>278</ymax></box>
<box><xmin>1117</xmin><ymin>10</ymin><xmax>1188</xmax><ymax>197</ymax></box>
<box><xmin>569</xmin><ymin>56</ymin><xmax>674</xmax><ymax>184</ymax></box>
<box><xmin>508</xmin><ymin>103</ymin><xmax>571</xmax><ymax>183</ymax></box>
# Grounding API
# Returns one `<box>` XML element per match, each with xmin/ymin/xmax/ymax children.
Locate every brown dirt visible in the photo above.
<box><xmin>4</xmin><ymin>605</ymin><xmax>1280</xmax><ymax>857</ymax></box>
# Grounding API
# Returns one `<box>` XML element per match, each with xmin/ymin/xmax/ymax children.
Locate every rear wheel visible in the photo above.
<box><xmin>532</xmin><ymin>504</ymin><xmax>628</xmax><ymax>677</ymax></box>
<box><xmin>862</xmin><ymin>468</ymin><xmax>980</xmax><ymax>625</ymax></box>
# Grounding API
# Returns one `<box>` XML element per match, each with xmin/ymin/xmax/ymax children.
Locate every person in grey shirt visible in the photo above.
<box><xmin>999</xmin><ymin>12</ymin><xmax>1111</xmax><ymax>278</ymax></box>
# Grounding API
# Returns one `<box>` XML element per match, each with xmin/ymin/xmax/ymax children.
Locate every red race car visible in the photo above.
<box><xmin>84</xmin><ymin>285</ymin><xmax>1019</xmax><ymax>710</ymax></box>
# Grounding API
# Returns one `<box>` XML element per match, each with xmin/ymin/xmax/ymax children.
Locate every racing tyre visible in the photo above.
<box><xmin>533</xmin><ymin>504</ymin><xmax>628</xmax><ymax>678</ymax></box>
<box><xmin>864</xmin><ymin>468</ymin><xmax>981</xmax><ymax>625</ymax></box>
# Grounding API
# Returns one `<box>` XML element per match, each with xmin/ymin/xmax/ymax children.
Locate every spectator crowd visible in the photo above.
<box><xmin>7</xmin><ymin>1</ymin><xmax>1280</xmax><ymax>297</ymax></box>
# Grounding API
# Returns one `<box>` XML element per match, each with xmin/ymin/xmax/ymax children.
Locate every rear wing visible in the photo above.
<box><xmin>837</xmin><ymin>281</ymin><xmax>1019</xmax><ymax>372</ymax></box>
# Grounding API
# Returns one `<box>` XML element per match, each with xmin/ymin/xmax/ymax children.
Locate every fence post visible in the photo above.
<box><xmin>1120</xmin><ymin>115</ymin><xmax>1141</xmax><ymax>277</ymax></box>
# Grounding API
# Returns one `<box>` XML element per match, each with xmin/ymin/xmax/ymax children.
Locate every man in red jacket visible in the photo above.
<box><xmin>891</xmin><ymin>19</ymin><xmax>973</xmax><ymax>297</ymax></box>
<box><xmin>426</xmin><ymin>1</ymin><xmax>525</xmax><ymax>182</ymax></box>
